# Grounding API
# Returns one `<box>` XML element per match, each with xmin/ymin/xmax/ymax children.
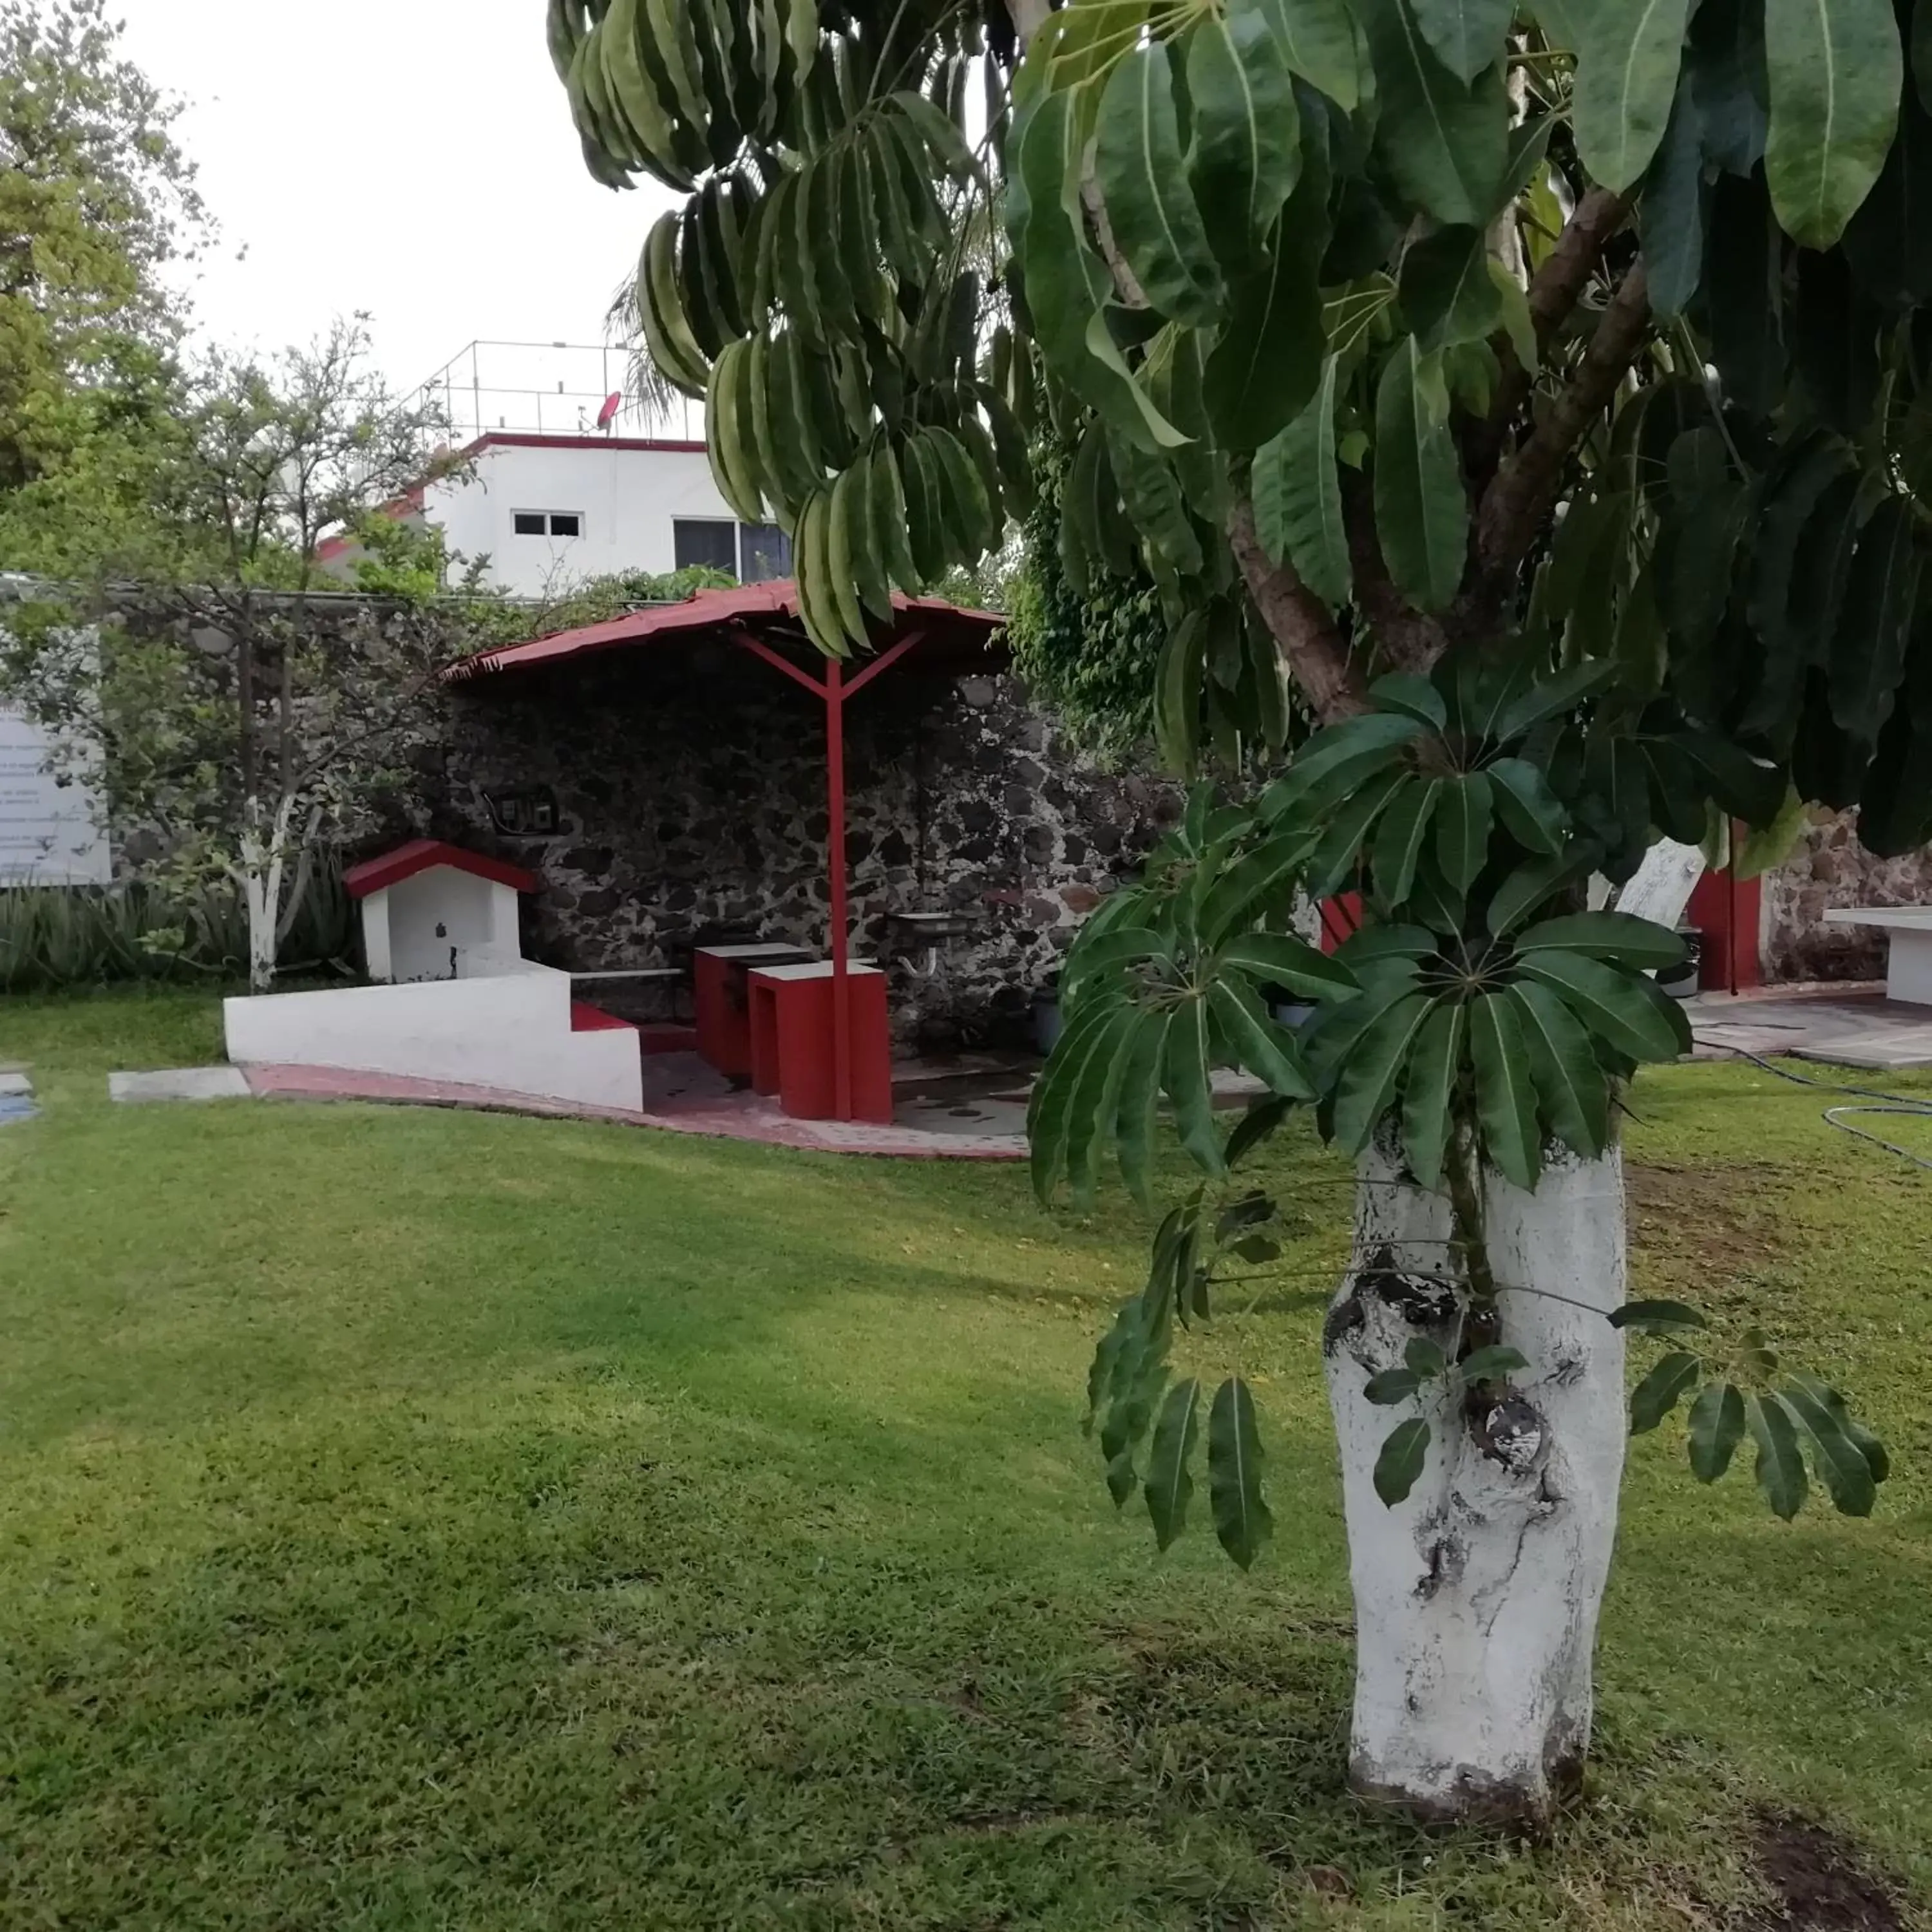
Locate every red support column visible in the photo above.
<box><xmin>825</xmin><ymin>659</ymin><xmax>853</xmax><ymax>1119</ymax></box>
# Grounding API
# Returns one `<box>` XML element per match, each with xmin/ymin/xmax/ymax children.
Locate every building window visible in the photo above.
<box><xmin>513</xmin><ymin>511</ymin><xmax>583</xmax><ymax>538</ymax></box>
<box><xmin>673</xmin><ymin>518</ymin><xmax>739</xmax><ymax>574</ymax></box>
<box><xmin>739</xmin><ymin>521</ymin><xmax>792</xmax><ymax>583</ymax></box>
<box><xmin>673</xmin><ymin>517</ymin><xmax>794</xmax><ymax>582</ymax></box>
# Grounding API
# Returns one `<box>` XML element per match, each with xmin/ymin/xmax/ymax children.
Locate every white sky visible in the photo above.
<box><xmin>117</xmin><ymin>0</ymin><xmax>683</xmax><ymax>397</ymax></box>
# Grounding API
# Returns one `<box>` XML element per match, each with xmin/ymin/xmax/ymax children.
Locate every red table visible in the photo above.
<box><xmin>747</xmin><ymin>961</ymin><xmax>892</xmax><ymax>1122</ymax></box>
<box><xmin>693</xmin><ymin>943</ymin><xmax>813</xmax><ymax>1077</ymax></box>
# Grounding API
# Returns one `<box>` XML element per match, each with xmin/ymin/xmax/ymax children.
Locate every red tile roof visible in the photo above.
<box><xmin>343</xmin><ymin>838</ymin><xmax>540</xmax><ymax>900</ymax></box>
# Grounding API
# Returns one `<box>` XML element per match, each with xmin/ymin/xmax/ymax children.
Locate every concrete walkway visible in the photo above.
<box><xmin>241</xmin><ymin>1055</ymin><xmax>1031</xmax><ymax>1160</ymax></box>
<box><xmin>1685</xmin><ymin>982</ymin><xmax>1932</xmax><ymax>1070</ymax></box>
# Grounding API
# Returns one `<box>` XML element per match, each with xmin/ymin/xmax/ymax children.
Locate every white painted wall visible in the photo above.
<box><xmin>361</xmin><ymin>867</ymin><xmax>522</xmax><ymax>982</ymax></box>
<box><xmin>223</xmin><ymin>965</ymin><xmax>644</xmax><ymax>1112</ymax></box>
<box><xmin>422</xmin><ymin>439</ymin><xmax>742</xmax><ymax>594</ymax></box>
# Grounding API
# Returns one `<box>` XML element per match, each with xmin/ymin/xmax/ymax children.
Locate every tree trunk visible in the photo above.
<box><xmin>240</xmin><ymin>792</ymin><xmax>296</xmax><ymax>996</ymax></box>
<box><xmin>1323</xmin><ymin>1135</ymin><xmax>1627</xmax><ymax>1826</ymax></box>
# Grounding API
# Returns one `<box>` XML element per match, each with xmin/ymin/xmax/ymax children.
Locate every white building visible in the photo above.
<box><xmin>317</xmin><ymin>341</ymin><xmax>791</xmax><ymax>598</ymax></box>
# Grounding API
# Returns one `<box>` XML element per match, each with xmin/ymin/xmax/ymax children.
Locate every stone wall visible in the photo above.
<box><xmin>1761</xmin><ymin>808</ymin><xmax>1932</xmax><ymax>983</ymax></box>
<box><xmin>410</xmin><ymin>647</ymin><xmax>1182</xmax><ymax>1048</ymax></box>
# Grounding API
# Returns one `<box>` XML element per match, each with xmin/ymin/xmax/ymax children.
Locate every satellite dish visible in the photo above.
<box><xmin>596</xmin><ymin>392</ymin><xmax>623</xmax><ymax>431</ymax></box>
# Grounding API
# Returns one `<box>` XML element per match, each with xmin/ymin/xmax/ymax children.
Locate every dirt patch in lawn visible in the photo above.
<box><xmin>1628</xmin><ymin>1162</ymin><xmax>1788</xmax><ymax>1282</ymax></box>
<box><xmin>1743</xmin><ymin>1812</ymin><xmax>1904</xmax><ymax>1931</ymax></box>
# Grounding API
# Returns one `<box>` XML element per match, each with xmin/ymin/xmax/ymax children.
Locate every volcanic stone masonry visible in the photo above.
<box><xmin>416</xmin><ymin>643</ymin><xmax>1185</xmax><ymax>1049</ymax></box>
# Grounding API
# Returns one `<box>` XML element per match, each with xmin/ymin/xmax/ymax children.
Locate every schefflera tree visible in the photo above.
<box><xmin>546</xmin><ymin>0</ymin><xmax>1924</xmax><ymax>1823</ymax></box>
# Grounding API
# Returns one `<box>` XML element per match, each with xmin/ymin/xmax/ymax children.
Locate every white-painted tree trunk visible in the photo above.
<box><xmin>1323</xmin><ymin>1135</ymin><xmax>1628</xmax><ymax>1824</ymax></box>
<box><xmin>239</xmin><ymin>791</ymin><xmax>298</xmax><ymax>996</ymax></box>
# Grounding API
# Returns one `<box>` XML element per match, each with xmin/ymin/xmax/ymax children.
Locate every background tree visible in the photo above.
<box><xmin>560</xmin><ymin>0</ymin><xmax>1919</xmax><ymax>1826</ymax></box>
<box><xmin>0</xmin><ymin>0</ymin><xmax>215</xmax><ymax>581</ymax></box>
<box><xmin>6</xmin><ymin>320</ymin><xmax>463</xmax><ymax>991</ymax></box>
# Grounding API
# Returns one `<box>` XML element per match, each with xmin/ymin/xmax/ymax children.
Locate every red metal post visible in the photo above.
<box><xmin>825</xmin><ymin>659</ymin><xmax>853</xmax><ymax>1119</ymax></box>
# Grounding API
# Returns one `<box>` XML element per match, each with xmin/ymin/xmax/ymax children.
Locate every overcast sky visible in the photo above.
<box><xmin>118</xmin><ymin>0</ymin><xmax>683</xmax><ymax>397</ymax></box>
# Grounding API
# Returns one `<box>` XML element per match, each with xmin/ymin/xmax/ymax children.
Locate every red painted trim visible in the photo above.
<box><xmin>471</xmin><ymin>433</ymin><xmax>709</xmax><ymax>455</ymax></box>
<box><xmin>730</xmin><ymin>625</ymin><xmax>827</xmax><ymax>697</ymax></box>
<box><xmin>844</xmin><ymin>627</ymin><xmax>925</xmax><ymax>697</ymax></box>
<box><xmin>826</xmin><ymin>659</ymin><xmax>853</xmax><ymax>1121</ymax></box>
<box><xmin>343</xmin><ymin>838</ymin><xmax>540</xmax><ymax>900</ymax></box>
<box><xmin>444</xmin><ymin>580</ymin><xmax>1001</xmax><ymax>681</ymax></box>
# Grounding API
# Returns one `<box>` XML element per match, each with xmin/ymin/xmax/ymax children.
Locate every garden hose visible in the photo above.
<box><xmin>1692</xmin><ymin>1041</ymin><xmax>1932</xmax><ymax>1171</ymax></box>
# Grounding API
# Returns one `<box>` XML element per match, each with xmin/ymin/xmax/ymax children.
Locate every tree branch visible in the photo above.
<box><xmin>1228</xmin><ymin>495</ymin><xmax>1370</xmax><ymax>724</ymax></box>
<box><xmin>1343</xmin><ymin>474</ymin><xmax>1452</xmax><ymax>672</ymax></box>
<box><xmin>1475</xmin><ymin>261</ymin><xmax>1652</xmax><ymax>582</ymax></box>
<box><xmin>1473</xmin><ymin>188</ymin><xmax>1634</xmax><ymax>486</ymax></box>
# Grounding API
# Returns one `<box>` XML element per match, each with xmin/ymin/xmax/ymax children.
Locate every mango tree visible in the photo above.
<box><xmin>546</xmin><ymin>0</ymin><xmax>1922</xmax><ymax>1823</ymax></box>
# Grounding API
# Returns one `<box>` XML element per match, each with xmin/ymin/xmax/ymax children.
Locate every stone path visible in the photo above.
<box><xmin>1684</xmin><ymin>983</ymin><xmax>1932</xmax><ymax>1070</ymax></box>
<box><xmin>108</xmin><ymin>1067</ymin><xmax>252</xmax><ymax>1103</ymax></box>
<box><xmin>0</xmin><ymin>1068</ymin><xmax>35</xmax><ymax>1125</ymax></box>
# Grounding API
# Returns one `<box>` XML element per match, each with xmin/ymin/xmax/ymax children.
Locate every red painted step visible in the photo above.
<box><xmin>569</xmin><ymin>1000</ymin><xmax>636</xmax><ymax>1034</ymax></box>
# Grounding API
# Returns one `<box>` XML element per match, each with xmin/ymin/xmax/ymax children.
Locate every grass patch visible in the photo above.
<box><xmin>1</xmin><ymin>987</ymin><xmax>1929</xmax><ymax>1929</ymax></box>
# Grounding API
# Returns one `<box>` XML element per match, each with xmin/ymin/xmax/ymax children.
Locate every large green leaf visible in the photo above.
<box><xmin>1830</xmin><ymin>493</ymin><xmax>1922</xmax><ymax>744</ymax></box>
<box><xmin>1630</xmin><ymin>1349</ymin><xmax>1702</xmax><ymax>1432</ymax></box>
<box><xmin>1217</xmin><ymin>930</ymin><xmax>1359</xmax><ymax>998</ymax></box>
<box><xmin>1361</xmin><ymin>0</ymin><xmax>1508</xmax><ymax>224</ymax></box>
<box><xmin>1642</xmin><ymin>79</ymin><xmax>1708</xmax><ymax>317</ymax></box>
<box><xmin>1514</xmin><ymin>911</ymin><xmax>1687</xmax><ymax>969</ymax></box>
<box><xmin>1208</xmin><ymin>1377</ymin><xmax>1273</xmax><ymax>1566</ymax></box>
<box><xmin>1253</xmin><ymin>355</ymin><xmax>1353</xmax><ymax>606</ymax></box>
<box><xmin>1515</xmin><ymin>949</ymin><xmax>1685</xmax><ymax>1063</ymax></box>
<box><xmin>1508</xmin><ymin>981</ymin><xmax>1610</xmax><ymax>1158</ymax></box>
<box><xmin>1029</xmin><ymin>998</ymin><xmax>1132</xmax><ymax>1200</ymax></box>
<box><xmin>1331</xmin><ymin>990</ymin><xmax>1434</xmax><ymax>1152</ymax></box>
<box><xmin>1373</xmin><ymin>339</ymin><xmax>1468</xmax><ymax>612</ymax></box>
<box><xmin>1687</xmin><ymin>1379</ymin><xmax>1747</xmax><ymax>1481</ymax></box>
<box><xmin>1305</xmin><ymin>764</ymin><xmax>1412</xmax><ymax>898</ymax></box>
<box><xmin>1373</xmin><ymin>1417</ymin><xmax>1432</xmax><ymax>1504</ymax></box>
<box><xmin>1763</xmin><ymin>0</ymin><xmax>1904</xmax><ymax>248</ymax></box>
<box><xmin>1572</xmin><ymin>0</ymin><xmax>1695</xmax><ymax>193</ymax></box>
<box><xmin>1470</xmin><ymin>990</ymin><xmax>1540</xmax><ymax>1189</ymax></box>
<box><xmin>1113</xmin><ymin>1008</ymin><xmax>1170</xmax><ymax>1208</ymax></box>
<box><xmin>1373</xmin><ymin>776</ymin><xmax>1444</xmax><ymax>905</ymax></box>
<box><xmin>1186</xmin><ymin>7</ymin><xmax>1303</xmax><ymax>273</ymax></box>
<box><xmin>1203</xmin><ymin>202</ymin><xmax>1327</xmax><ymax>447</ymax></box>
<box><xmin>1747</xmin><ymin>1391</ymin><xmax>1808</xmax><ymax>1519</ymax></box>
<box><xmin>1779</xmin><ymin>1383</ymin><xmax>1877</xmax><ymax>1515</ymax></box>
<box><xmin>1433</xmin><ymin>771</ymin><xmax>1494</xmax><ymax>893</ymax></box>
<box><xmin>1486</xmin><ymin>757</ymin><xmax>1567</xmax><ymax>855</ymax></box>
<box><xmin>1144</xmin><ymin>1378</ymin><xmax>1204</xmax><ymax>1549</ymax></box>
<box><xmin>1095</xmin><ymin>43</ymin><xmax>1226</xmax><ymax>327</ymax></box>
<box><xmin>1398</xmin><ymin>225</ymin><xmax>1504</xmax><ymax>350</ymax></box>
<box><xmin>1412</xmin><ymin>0</ymin><xmax>1513</xmax><ymax>82</ymax></box>
<box><xmin>1011</xmin><ymin>93</ymin><xmax>1189</xmax><ymax>453</ymax></box>
<box><xmin>1164</xmin><ymin>994</ymin><xmax>1227</xmax><ymax>1175</ymax></box>
<box><xmin>1209</xmin><ymin>978</ymin><xmax>1316</xmax><ymax>1097</ymax></box>
<box><xmin>1399</xmin><ymin>996</ymin><xmax>1463</xmax><ymax>1189</ymax></box>
<box><xmin>1242</xmin><ymin>0</ymin><xmax>1361</xmax><ymax>109</ymax></box>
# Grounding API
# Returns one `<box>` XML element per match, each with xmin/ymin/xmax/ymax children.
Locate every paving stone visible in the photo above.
<box><xmin>0</xmin><ymin>1072</ymin><xmax>32</xmax><ymax>1098</ymax></box>
<box><xmin>108</xmin><ymin>1066</ymin><xmax>252</xmax><ymax>1104</ymax></box>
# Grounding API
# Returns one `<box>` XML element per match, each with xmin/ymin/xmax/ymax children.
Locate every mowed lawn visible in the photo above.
<box><xmin>2</xmin><ymin>990</ymin><xmax>1929</xmax><ymax>1931</ymax></box>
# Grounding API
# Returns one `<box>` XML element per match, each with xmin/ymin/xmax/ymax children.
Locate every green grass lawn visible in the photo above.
<box><xmin>2</xmin><ymin>987</ymin><xmax>1929</xmax><ymax>1930</ymax></box>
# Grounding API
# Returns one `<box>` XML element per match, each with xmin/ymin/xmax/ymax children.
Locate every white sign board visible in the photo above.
<box><xmin>0</xmin><ymin>702</ymin><xmax>111</xmax><ymax>886</ymax></box>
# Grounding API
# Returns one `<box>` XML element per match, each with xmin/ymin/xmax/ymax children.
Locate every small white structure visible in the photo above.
<box><xmin>1</xmin><ymin>697</ymin><xmax>112</xmax><ymax>885</ymax></box>
<box><xmin>222</xmin><ymin>838</ymin><xmax>645</xmax><ymax>1112</ymax></box>
<box><xmin>344</xmin><ymin>838</ymin><xmax>536</xmax><ymax>982</ymax></box>
<box><xmin>1824</xmin><ymin>907</ymin><xmax>1932</xmax><ymax>1005</ymax></box>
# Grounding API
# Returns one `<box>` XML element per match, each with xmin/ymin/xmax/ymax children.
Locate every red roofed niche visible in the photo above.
<box><xmin>343</xmin><ymin>838</ymin><xmax>540</xmax><ymax>901</ymax></box>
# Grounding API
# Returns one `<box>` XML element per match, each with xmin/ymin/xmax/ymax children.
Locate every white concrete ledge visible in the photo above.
<box><xmin>1824</xmin><ymin>907</ymin><xmax>1932</xmax><ymax>1005</ymax></box>
<box><xmin>223</xmin><ymin>965</ymin><xmax>643</xmax><ymax>1113</ymax></box>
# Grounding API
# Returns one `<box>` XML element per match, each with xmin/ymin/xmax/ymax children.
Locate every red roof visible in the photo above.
<box><xmin>444</xmin><ymin>580</ymin><xmax>1005</xmax><ymax>683</ymax></box>
<box><xmin>344</xmin><ymin>838</ymin><xmax>540</xmax><ymax>900</ymax></box>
